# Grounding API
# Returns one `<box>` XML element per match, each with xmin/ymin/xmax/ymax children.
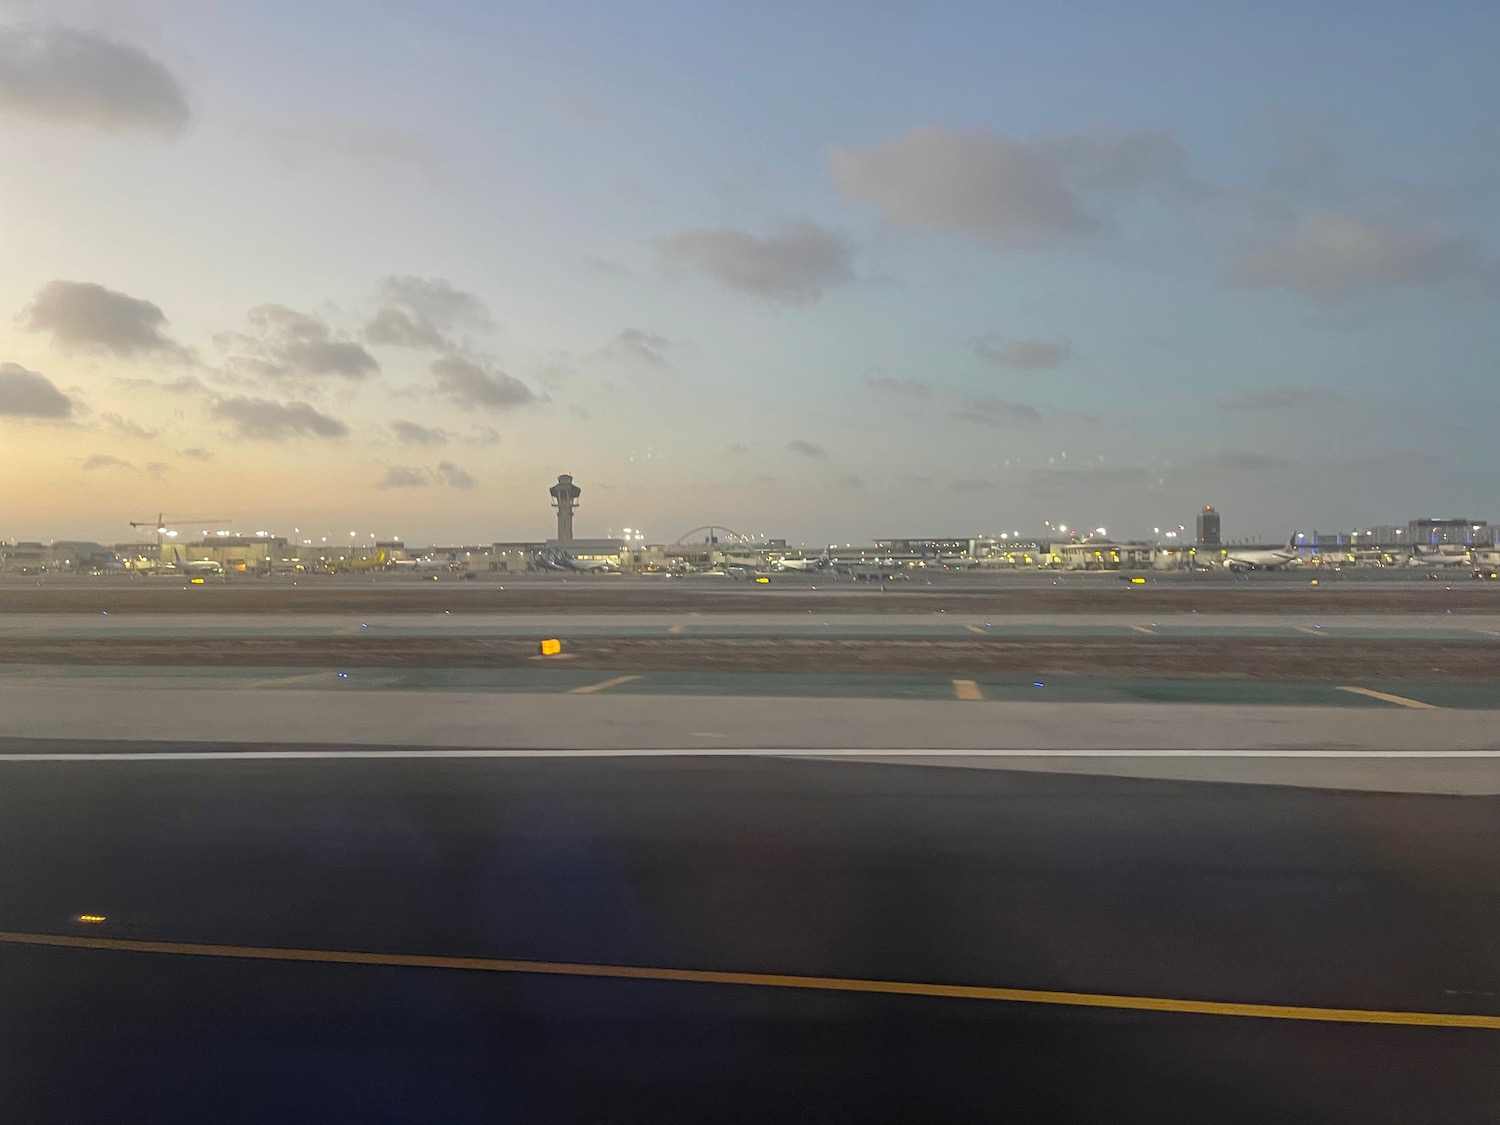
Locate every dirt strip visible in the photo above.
<box><xmin>3</xmin><ymin>584</ymin><xmax>1500</xmax><ymax>615</ymax></box>
<box><xmin>5</xmin><ymin>636</ymin><xmax>1499</xmax><ymax>679</ymax></box>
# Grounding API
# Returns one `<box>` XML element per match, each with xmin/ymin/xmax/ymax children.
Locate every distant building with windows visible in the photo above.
<box><xmin>1195</xmin><ymin>506</ymin><xmax>1221</xmax><ymax>547</ymax></box>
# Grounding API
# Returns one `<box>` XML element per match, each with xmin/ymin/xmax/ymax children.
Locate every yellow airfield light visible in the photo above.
<box><xmin>539</xmin><ymin>638</ymin><xmax>562</xmax><ymax>657</ymax></box>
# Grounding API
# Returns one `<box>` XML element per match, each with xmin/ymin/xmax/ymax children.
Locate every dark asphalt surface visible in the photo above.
<box><xmin>2</xmin><ymin>754</ymin><xmax>1498</xmax><ymax>1123</ymax></box>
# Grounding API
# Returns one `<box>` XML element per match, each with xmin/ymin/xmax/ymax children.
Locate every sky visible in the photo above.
<box><xmin>1</xmin><ymin>0</ymin><xmax>1498</xmax><ymax>546</ymax></box>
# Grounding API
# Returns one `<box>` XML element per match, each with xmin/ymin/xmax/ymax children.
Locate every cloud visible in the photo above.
<box><xmin>864</xmin><ymin>375</ymin><xmax>932</xmax><ymax>398</ymax></box>
<box><xmin>1196</xmin><ymin>450</ymin><xmax>1280</xmax><ymax>473</ymax></box>
<box><xmin>465</xmin><ymin>425</ymin><xmax>500</xmax><ymax>447</ymax></box>
<box><xmin>81</xmin><ymin>453</ymin><xmax>132</xmax><ymax>471</ymax></box>
<box><xmin>365</xmin><ymin>306</ymin><xmax>446</xmax><ymax>350</ymax></box>
<box><xmin>22</xmin><ymin>280</ymin><xmax>188</xmax><ymax>357</ymax></box>
<box><xmin>655</xmin><ymin>220</ymin><xmax>854</xmax><ymax>304</ymax></box>
<box><xmin>837</xmin><ymin>475</ymin><xmax>866</xmax><ymax>489</ymax></box>
<box><xmin>365</xmin><ymin>276</ymin><xmax>492</xmax><ymax>352</ymax></box>
<box><xmin>950</xmin><ymin>478</ymin><xmax>995</xmax><ymax>492</ymax></box>
<box><xmin>99</xmin><ymin>411</ymin><xmax>157</xmax><ymax>439</ymax></box>
<box><xmin>0</xmin><ymin>362</ymin><xmax>73</xmax><ymax>418</ymax></box>
<box><xmin>435</xmin><ymin>461</ymin><xmax>476</xmax><ymax>489</ymax></box>
<box><xmin>583</xmin><ymin>255</ymin><xmax>634</xmax><ymax>278</ymax></box>
<box><xmin>431</xmin><ymin>354</ymin><xmax>535</xmax><ymax>410</ymax></box>
<box><xmin>1028</xmin><ymin>466</ymin><xmax>1153</xmax><ymax>492</ymax></box>
<box><xmin>725</xmin><ymin>443</ymin><xmax>749</xmax><ymax>456</ymax></box>
<box><xmin>972</xmin><ymin>335</ymin><xmax>1068</xmax><ymax>370</ymax></box>
<box><xmin>373</xmin><ymin>461</ymin><xmax>476</xmax><ymax>489</ymax></box>
<box><xmin>953</xmin><ymin>396</ymin><xmax>1042</xmax><ymax>426</ymax></box>
<box><xmin>220</xmin><ymin>305</ymin><xmax>378</xmax><ymax>382</ymax></box>
<box><xmin>374</xmin><ymin>465</ymin><xmax>430</xmax><ymax>489</ymax></box>
<box><xmin>786</xmin><ymin>440</ymin><xmax>825</xmax><ymax>457</ymax></box>
<box><xmin>391</xmin><ymin>419</ymin><xmax>449</xmax><ymax>446</ymax></box>
<box><xmin>1231</xmin><ymin>212</ymin><xmax>1490</xmax><ymax>302</ymax></box>
<box><xmin>612</xmin><ymin>327</ymin><xmax>673</xmax><ymax>368</ymax></box>
<box><xmin>0</xmin><ymin>24</ymin><xmax>189</xmax><ymax>134</ymax></box>
<box><xmin>830</xmin><ymin>126</ymin><xmax>1183</xmax><ymax>242</ymax></box>
<box><xmin>179</xmin><ymin>446</ymin><xmax>213</xmax><ymax>461</ymax></box>
<box><xmin>243</xmin><ymin>119</ymin><xmax>439</xmax><ymax>171</ymax></box>
<box><xmin>1216</xmin><ymin>385</ymin><xmax>1338</xmax><ymax>411</ymax></box>
<box><xmin>211</xmin><ymin>396</ymin><xmax>348</xmax><ymax>440</ymax></box>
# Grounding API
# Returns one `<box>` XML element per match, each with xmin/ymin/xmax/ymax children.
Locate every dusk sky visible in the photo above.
<box><xmin>2</xmin><ymin>0</ymin><xmax>1498</xmax><ymax>546</ymax></box>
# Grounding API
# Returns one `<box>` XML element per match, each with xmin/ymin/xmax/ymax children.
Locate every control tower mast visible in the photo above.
<box><xmin>549</xmin><ymin>474</ymin><xmax>581</xmax><ymax>543</ymax></box>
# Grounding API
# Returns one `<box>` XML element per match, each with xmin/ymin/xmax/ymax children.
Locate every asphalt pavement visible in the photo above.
<box><xmin>2</xmin><ymin>753</ymin><xmax>1497</xmax><ymax>1123</ymax></box>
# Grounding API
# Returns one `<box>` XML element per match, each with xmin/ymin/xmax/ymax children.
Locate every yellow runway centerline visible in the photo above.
<box><xmin>1338</xmin><ymin>686</ymin><xmax>1439</xmax><ymax>710</ymax></box>
<box><xmin>952</xmin><ymin>679</ymin><xmax>984</xmax><ymax>701</ymax></box>
<box><xmin>0</xmin><ymin>930</ymin><xmax>1494</xmax><ymax>1029</ymax></box>
<box><xmin>569</xmin><ymin>675</ymin><xmax>641</xmax><ymax>695</ymax></box>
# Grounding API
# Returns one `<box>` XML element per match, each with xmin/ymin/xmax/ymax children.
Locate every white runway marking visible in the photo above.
<box><xmin>4</xmin><ymin>748</ymin><xmax>1500</xmax><ymax>763</ymax></box>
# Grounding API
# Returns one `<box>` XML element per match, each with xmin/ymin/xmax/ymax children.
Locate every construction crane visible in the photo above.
<box><xmin>128</xmin><ymin>513</ymin><xmax>231</xmax><ymax>560</ymax></box>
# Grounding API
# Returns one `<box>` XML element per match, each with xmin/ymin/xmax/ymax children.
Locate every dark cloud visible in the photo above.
<box><xmin>0</xmin><ymin>362</ymin><xmax>73</xmax><ymax>418</ymax></box>
<box><xmin>365</xmin><ymin>276</ymin><xmax>493</xmax><ymax>353</ymax></box>
<box><xmin>612</xmin><ymin>327</ymin><xmax>673</xmax><ymax>368</ymax></box>
<box><xmin>365</xmin><ymin>306</ymin><xmax>446</xmax><ymax>350</ymax></box>
<box><xmin>81</xmin><ymin>453</ymin><xmax>132</xmax><ymax>471</ymax></box>
<box><xmin>953</xmin><ymin>396</ymin><xmax>1042</xmax><ymax>426</ymax></box>
<box><xmin>0</xmin><ymin>24</ymin><xmax>189</xmax><ymax>134</ymax></box>
<box><xmin>655</xmin><ymin>221</ymin><xmax>854</xmax><ymax>304</ymax></box>
<box><xmin>864</xmin><ymin>375</ymin><xmax>932</xmax><ymax>398</ymax></box>
<box><xmin>786</xmin><ymin>440</ymin><xmax>825</xmax><ymax>457</ymax></box>
<box><xmin>211</xmin><ymin>396</ymin><xmax>348</xmax><ymax>440</ymax></box>
<box><xmin>435</xmin><ymin>461</ymin><xmax>476</xmax><ymax>489</ymax></box>
<box><xmin>22</xmin><ymin>280</ymin><xmax>188</xmax><ymax>358</ymax></box>
<box><xmin>830</xmin><ymin>126</ymin><xmax>1183</xmax><ymax>242</ymax></box>
<box><xmin>373</xmin><ymin>461</ymin><xmax>476</xmax><ymax>489</ymax></box>
<box><xmin>99</xmin><ymin>412</ymin><xmax>157</xmax><ymax>439</ymax></box>
<box><xmin>431</xmin><ymin>355</ymin><xmax>535</xmax><ymax>410</ymax></box>
<box><xmin>583</xmin><ymin>255</ymin><xmax>634</xmax><ymax>278</ymax></box>
<box><xmin>390</xmin><ymin>419</ymin><xmax>450</xmax><ymax>446</ymax></box>
<box><xmin>1217</xmin><ymin>385</ymin><xmax>1338</xmax><ymax>411</ymax></box>
<box><xmin>972</xmin><ymin>335</ymin><xmax>1068</xmax><ymax>371</ymax></box>
<box><xmin>1230</xmin><ymin>213</ymin><xmax>1490</xmax><ymax>303</ymax></box>
<box><xmin>220</xmin><ymin>305</ymin><xmax>378</xmax><ymax>382</ymax></box>
<box><xmin>374</xmin><ymin>466</ymin><xmax>430</xmax><ymax>489</ymax></box>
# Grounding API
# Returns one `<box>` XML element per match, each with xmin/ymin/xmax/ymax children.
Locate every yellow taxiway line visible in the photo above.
<box><xmin>964</xmin><ymin>624</ymin><xmax>986</xmax><ymax>635</ymax></box>
<box><xmin>1338</xmin><ymin>686</ymin><xmax>1438</xmax><ymax>710</ymax></box>
<box><xmin>952</xmin><ymin>679</ymin><xmax>984</xmax><ymax>701</ymax></box>
<box><xmin>569</xmin><ymin>675</ymin><xmax>641</xmax><ymax>695</ymax></box>
<box><xmin>0</xmin><ymin>930</ymin><xmax>1494</xmax><ymax>1029</ymax></box>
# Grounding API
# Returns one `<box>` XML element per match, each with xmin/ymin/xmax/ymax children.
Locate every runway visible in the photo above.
<box><xmin>2</xmin><ymin>753</ymin><xmax>1497</xmax><ymax>1123</ymax></box>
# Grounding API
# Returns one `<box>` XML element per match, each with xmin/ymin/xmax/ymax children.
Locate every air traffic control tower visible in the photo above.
<box><xmin>549</xmin><ymin>474</ymin><xmax>581</xmax><ymax>543</ymax></box>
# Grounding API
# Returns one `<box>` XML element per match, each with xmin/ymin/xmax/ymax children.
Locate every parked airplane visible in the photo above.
<box><xmin>175</xmin><ymin>559</ymin><xmax>225</xmax><ymax>576</ymax></box>
<box><xmin>391</xmin><ymin>557</ymin><xmax>449</xmax><ymax>573</ymax></box>
<box><xmin>775</xmin><ymin>552</ymin><xmax>830</xmax><ymax>572</ymax></box>
<box><xmin>1224</xmin><ymin>536</ymin><xmax>1302</xmax><ymax>571</ymax></box>
<box><xmin>541</xmin><ymin>549</ymin><xmax>617</xmax><ymax>573</ymax></box>
<box><xmin>1408</xmin><ymin>545</ymin><xmax>1471</xmax><ymax>568</ymax></box>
